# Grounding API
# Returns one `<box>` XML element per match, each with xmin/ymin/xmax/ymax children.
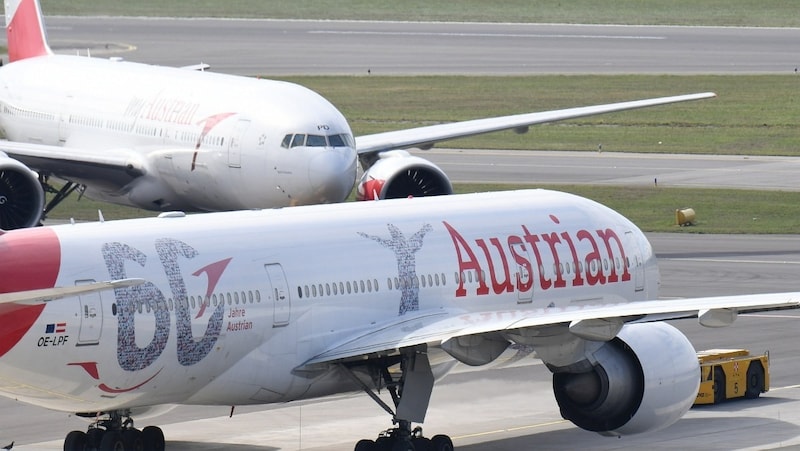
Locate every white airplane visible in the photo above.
<box><xmin>0</xmin><ymin>188</ymin><xmax>798</xmax><ymax>451</ymax></box>
<box><xmin>0</xmin><ymin>0</ymin><xmax>716</xmax><ymax>230</ymax></box>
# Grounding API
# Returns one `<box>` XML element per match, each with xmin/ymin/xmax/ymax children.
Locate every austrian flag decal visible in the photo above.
<box><xmin>45</xmin><ymin>323</ymin><xmax>67</xmax><ymax>334</ymax></box>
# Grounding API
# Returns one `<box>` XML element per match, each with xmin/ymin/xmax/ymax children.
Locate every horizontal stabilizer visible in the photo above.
<box><xmin>181</xmin><ymin>63</ymin><xmax>211</xmax><ymax>72</ymax></box>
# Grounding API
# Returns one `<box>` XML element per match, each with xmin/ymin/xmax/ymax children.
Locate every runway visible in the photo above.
<box><xmin>41</xmin><ymin>17</ymin><xmax>800</xmax><ymax>76</ymax></box>
<box><xmin>5</xmin><ymin>16</ymin><xmax>800</xmax><ymax>451</ymax></box>
<box><xmin>412</xmin><ymin>149</ymin><xmax>800</xmax><ymax>191</ymax></box>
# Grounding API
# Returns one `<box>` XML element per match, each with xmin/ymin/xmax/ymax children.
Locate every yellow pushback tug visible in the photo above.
<box><xmin>694</xmin><ymin>349</ymin><xmax>769</xmax><ymax>405</ymax></box>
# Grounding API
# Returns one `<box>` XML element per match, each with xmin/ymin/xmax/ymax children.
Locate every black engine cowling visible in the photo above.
<box><xmin>357</xmin><ymin>150</ymin><xmax>453</xmax><ymax>201</ymax></box>
<box><xmin>552</xmin><ymin>322</ymin><xmax>699</xmax><ymax>436</ymax></box>
<box><xmin>0</xmin><ymin>153</ymin><xmax>44</xmax><ymax>230</ymax></box>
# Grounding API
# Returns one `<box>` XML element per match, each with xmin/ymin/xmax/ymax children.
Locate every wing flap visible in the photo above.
<box><xmin>302</xmin><ymin>292</ymin><xmax>799</xmax><ymax>367</ymax></box>
<box><xmin>0</xmin><ymin>278</ymin><xmax>145</xmax><ymax>305</ymax></box>
<box><xmin>355</xmin><ymin>92</ymin><xmax>715</xmax><ymax>155</ymax></box>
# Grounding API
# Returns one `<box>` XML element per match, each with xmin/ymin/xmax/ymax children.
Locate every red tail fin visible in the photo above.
<box><xmin>5</xmin><ymin>0</ymin><xmax>52</xmax><ymax>62</ymax></box>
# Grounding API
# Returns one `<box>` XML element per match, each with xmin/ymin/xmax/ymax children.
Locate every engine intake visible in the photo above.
<box><xmin>551</xmin><ymin>322</ymin><xmax>699</xmax><ymax>436</ymax></box>
<box><xmin>357</xmin><ymin>150</ymin><xmax>453</xmax><ymax>201</ymax></box>
<box><xmin>0</xmin><ymin>154</ymin><xmax>44</xmax><ymax>230</ymax></box>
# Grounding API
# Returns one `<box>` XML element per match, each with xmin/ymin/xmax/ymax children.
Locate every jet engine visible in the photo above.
<box><xmin>356</xmin><ymin>150</ymin><xmax>452</xmax><ymax>201</ymax></box>
<box><xmin>549</xmin><ymin>322</ymin><xmax>699</xmax><ymax>436</ymax></box>
<box><xmin>0</xmin><ymin>153</ymin><xmax>44</xmax><ymax>230</ymax></box>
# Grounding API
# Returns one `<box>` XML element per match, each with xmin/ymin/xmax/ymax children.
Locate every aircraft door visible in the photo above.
<box><xmin>625</xmin><ymin>231</ymin><xmax>645</xmax><ymax>292</ymax></box>
<box><xmin>75</xmin><ymin>279</ymin><xmax>103</xmax><ymax>345</ymax></box>
<box><xmin>264</xmin><ymin>263</ymin><xmax>291</xmax><ymax>327</ymax></box>
<box><xmin>510</xmin><ymin>241</ymin><xmax>533</xmax><ymax>304</ymax></box>
<box><xmin>228</xmin><ymin>119</ymin><xmax>251</xmax><ymax>168</ymax></box>
<box><xmin>58</xmin><ymin>94</ymin><xmax>74</xmax><ymax>144</ymax></box>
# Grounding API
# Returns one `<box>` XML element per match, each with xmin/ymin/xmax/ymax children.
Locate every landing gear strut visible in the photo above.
<box><xmin>63</xmin><ymin>410</ymin><xmax>165</xmax><ymax>451</ymax></box>
<box><xmin>343</xmin><ymin>349</ymin><xmax>455</xmax><ymax>451</ymax></box>
<box><xmin>40</xmin><ymin>174</ymin><xmax>85</xmax><ymax>224</ymax></box>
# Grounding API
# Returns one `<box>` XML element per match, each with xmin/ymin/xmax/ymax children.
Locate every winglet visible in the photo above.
<box><xmin>5</xmin><ymin>0</ymin><xmax>52</xmax><ymax>62</ymax></box>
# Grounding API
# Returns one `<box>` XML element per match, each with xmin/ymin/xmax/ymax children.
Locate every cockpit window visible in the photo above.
<box><xmin>306</xmin><ymin>134</ymin><xmax>327</xmax><ymax>147</ymax></box>
<box><xmin>281</xmin><ymin>133</ymin><xmax>355</xmax><ymax>149</ymax></box>
<box><xmin>328</xmin><ymin>134</ymin><xmax>345</xmax><ymax>147</ymax></box>
<box><xmin>291</xmin><ymin>134</ymin><xmax>306</xmax><ymax>148</ymax></box>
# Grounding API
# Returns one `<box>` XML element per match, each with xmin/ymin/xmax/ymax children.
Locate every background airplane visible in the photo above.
<box><xmin>0</xmin><ymin>0</ymin><xmax>714</xmax><ymax>230</ymax></box>
<box><xmin>0</xmin><ymin>189</ymin><xmax>798</xmax><ymax>451</ymax></box>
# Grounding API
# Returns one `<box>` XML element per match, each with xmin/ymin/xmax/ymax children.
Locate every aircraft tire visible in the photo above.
<box><xmin>355</xmin><ymin>439</ymin><xmax>378</xmax><ymax>451</ymax></box>
<box><xmin>63</xmin><ymin>430</ymin><xmax>87</xmax><ymax>451</ymax></box>
<box><xmin>430</xmin><ymin>434</ymin><xmax>454</xmax><ymax>451</ymax></box>
<box><xmin>98</xmin><ymin>431</ymin><xmax>123</xmax><ymax>451</ymax></box>
<box><xmin>142</xmin><ymin>425</ymin><xmax>165</xmax><ymax>451</ymax></box>
<box><xmin>123</xmin><ymin>428</ymin><xmax>144</xmax><ymax>451</ymax></box>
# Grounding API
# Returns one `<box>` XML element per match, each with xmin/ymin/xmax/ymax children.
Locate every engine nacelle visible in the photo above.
<box><xmin>0</xmin><ymin>153</ymin><xmax>44</xmax><ymax>230</ymax></box>
<box><xmin>357</xmin><ymin>150</ymin><xmax>453</xmax><ymax>201</ymax></box>
<box><xmin>552</xmin><ymin>322</ymin><xmax>699</xmax><ymax>436</ymax></box>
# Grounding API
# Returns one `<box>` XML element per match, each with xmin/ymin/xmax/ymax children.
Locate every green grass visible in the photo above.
<box><xmin>282</xmin><ymin>74</ymin><xmax>800</xmax><ymax>156</ymax></box>
<box><xmin>454</xmin><ymin>184</ymin><xmax>800</xmax><ymax>234</ymax></box>
<box><xmin>39</xmin><ymin>0</ymin><xmax>800</xmax><ymax>27</ymax></box>
<box><xmin>46</xmin><ymin>184</ymin><xmax>800</xmax><ymax>234</ymax></box>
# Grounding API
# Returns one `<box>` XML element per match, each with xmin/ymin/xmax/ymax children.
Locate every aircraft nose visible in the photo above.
<box><xmin>308</xmin><ymin>147</ymin><xmax>357</xmax><ymax>203</ymax></box>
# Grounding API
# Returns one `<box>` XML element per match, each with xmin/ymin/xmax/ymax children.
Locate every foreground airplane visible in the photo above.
<box><xmin>0</xmin><ymin>0</ymin><xmax>716</xmax><ymax>230</ymax></box>
<box><xmin>0</xmin><ymin>189</ymin><xmax>798</xmax><ymax>451</ymax></box>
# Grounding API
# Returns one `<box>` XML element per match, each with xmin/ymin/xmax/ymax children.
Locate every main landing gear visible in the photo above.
<box><xmin>40</xmin><ymin>176</ymin><xmax>84</xmax><ymax>225</ymax></box>
<box><xmin>63</xmin><ymin>410</ymin><xmax>165</xmax><ymax>451</ymax></box>
<box><xmin>342</xmin><ymin>349</ymin><xmax>455</xmax><ymax>451</ymax></box>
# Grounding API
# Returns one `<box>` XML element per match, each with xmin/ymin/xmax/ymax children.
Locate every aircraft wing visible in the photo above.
<box><xmin>0</xmin><ymin>278</ymin><xmax>145</xmax><ymax>305</ymax></box>
<box><xmin>355</xmin><ymin>92</ymin><xmax>716</xmax><ymax>155</ymax></box>
<box><xmin>0</xmin><ymin>140</ymin><xmax>147</xmax><ymax>189</ymax></box>
<box><xmin>301</xmin><ymin>291</ymin><xmax>799</xmax><ymax>367</ymax></box>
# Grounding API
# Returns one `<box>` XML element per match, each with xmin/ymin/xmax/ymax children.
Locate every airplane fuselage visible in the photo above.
<box><xmin>0</xmin><ymin>190</ymin><xmax>658</xmax><ymax>414</ymax></box>
<box><xmin>0</xmin><ymin>55</ymin><xmax>357</xmax><ymax>211</ymax></box>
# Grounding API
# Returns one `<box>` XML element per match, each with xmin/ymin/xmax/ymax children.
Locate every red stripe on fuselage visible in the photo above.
<box><xmin>0</xmin><ymin>227</ymin><xmax>61</xmax><ymax>357</ymax></box>
<box><xmin>7</xmin><ymin>0</ymin><xmax>50</xmax><ymax>62</ymax></box>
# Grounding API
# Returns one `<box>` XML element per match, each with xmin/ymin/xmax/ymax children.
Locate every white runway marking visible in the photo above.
<box><xmin>308</xmin><ymin>30</ymin><xmax>664</xmax><ymax>40</ymax></box>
